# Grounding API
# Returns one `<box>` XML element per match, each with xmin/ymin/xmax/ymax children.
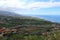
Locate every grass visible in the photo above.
<box><xmin>0</xmin><ymin>30</ymin><xmax>60</xmax><ymax>40</ymax></box>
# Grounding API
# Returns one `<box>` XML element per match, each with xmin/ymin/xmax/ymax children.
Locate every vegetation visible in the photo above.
<box><xmin>0</xmin><ymin>15</ymin><xmax>59</xmax><ymax>27</ymax></box>
<box><xmin>0</xmin><ymin>30</ymin><xmax>60</xmax><ymax>40</ymax></box>
<box><xmin>0</xmin><ymin>15</ymin><xmax>60</xmax><ymax>40</ymax></box>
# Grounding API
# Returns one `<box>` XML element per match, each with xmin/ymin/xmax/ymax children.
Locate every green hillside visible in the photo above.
<box><xmin>0</xmin><ymin>14</ymin><xmax>60</xmax><ymax>40</ymax></box>
<box><xmin>0</xmin><ymin>15</ymin><xmax>59</xmax><ymax>28</ymax></box>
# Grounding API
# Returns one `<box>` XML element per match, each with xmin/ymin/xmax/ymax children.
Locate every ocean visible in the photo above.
<box><xmin>36</xmin><ymin>15</ymin><xmax>60</xmax><ymax>23</ymax></box>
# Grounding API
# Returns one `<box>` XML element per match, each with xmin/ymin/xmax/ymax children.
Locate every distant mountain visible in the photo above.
<box><xmin>0</xmin><ymin>11</ymin><xmax>21</xmax><ymax>17</ymax></box>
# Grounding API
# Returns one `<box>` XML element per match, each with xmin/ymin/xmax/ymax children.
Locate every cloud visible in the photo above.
<box><xmin>0</xmin><ymin>0</ymin><xmax>60</xmax><ymax>11</ymax></box>
<box><xmin>0</xmin><ymin>0</ymin><xmax>26</xmax><ymax>11</ymax></box>
<box><xmin>25</xmin><ymin>0</ymin><xmax>60</xmax><ymax>9</ymax></box>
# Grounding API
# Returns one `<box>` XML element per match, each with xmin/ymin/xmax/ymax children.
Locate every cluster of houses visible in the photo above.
<box><xmin>0</xmin><ymin>27</ymin><xmax>17</xmax><ymax>37</ymax></box>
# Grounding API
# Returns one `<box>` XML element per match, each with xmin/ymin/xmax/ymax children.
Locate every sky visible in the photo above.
<box><xmin>0</xmin><ymin>0</ymin><xmax>60</xmax><ymax>15</ymax></box>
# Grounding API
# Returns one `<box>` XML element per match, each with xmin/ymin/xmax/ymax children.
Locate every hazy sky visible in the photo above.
<box><xmin>0</xmin><ymin>0</ymin><xmax>60</xmax><ymax>15</ymax></box>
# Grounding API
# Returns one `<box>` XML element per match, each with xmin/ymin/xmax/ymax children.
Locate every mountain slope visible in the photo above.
<box><xmin>0</xmin><ymin>11</ymin><xmax>60</xmax><ymax>28</ymax></box>
<box><xmin>0</xmin><ymin>11</ymin><xmax>21</xmax><ymax>17</ymax></box>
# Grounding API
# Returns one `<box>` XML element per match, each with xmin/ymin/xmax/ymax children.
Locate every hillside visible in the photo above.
<box><xmin>0</xmin><ymin>11</ymin><xmax>60</xmax><ymax>28</ymax></box>
<box><xmin>0</xmin><ymin>11</ymin><xmax>60</xmax><ymax>40</ymax></box>
<box><xmin>0</xmin><ymin>15</ymin><xmax>59</xmax><ymax>27</ymax></box>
